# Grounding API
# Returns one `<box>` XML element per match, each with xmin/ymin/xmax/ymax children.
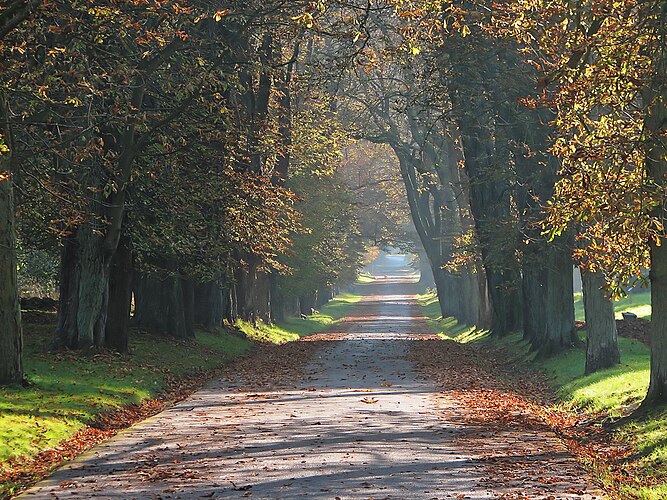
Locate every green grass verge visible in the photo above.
<box><xmin>1</xmin><ymin>290</ymin><xmax>361</xmax><ymax>497</ymax></box>
<box><xmin>574</xmin><ymin>289</ymin><xmax>652</xmax><ymax>321</ymax></box>
<box><xmin>0</xmin><ymin>324</ymin><xmax>251</xmax><ymax>497</ymax></box>
<box><xmin>417</xmin><ymin>292</ymin><xmax>490</xmax><ymax>343</ymax></box>
<box><xmin>357</xmin><ymin>273</ymin><xmax>376</xmax><ymax>284</ymax></box>
<box><xmin>238</xmin><ymin>292</ymin><xmax>361</xmax><ymax>343</ymax></box>
<box><xmin>418</xmin><ymin>290</ymin><xmax>667</xmax><ymax>499</ymax></box>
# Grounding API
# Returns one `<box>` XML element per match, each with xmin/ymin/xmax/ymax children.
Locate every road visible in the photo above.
<box><xmin>21</xmin><ymin>254</ymin><xmax>600</xmax><ymax>499</ymax></box>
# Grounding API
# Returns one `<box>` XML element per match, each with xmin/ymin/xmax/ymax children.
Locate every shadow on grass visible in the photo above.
<box><xmin>0</xmin><ymin>326</ymin><xmax>252</xmax><ymax>464</ymax></box>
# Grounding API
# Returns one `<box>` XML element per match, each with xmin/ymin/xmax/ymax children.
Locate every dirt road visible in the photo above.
<box><xmin>20</xmin><ymin>255</ymin><xmax>600</xmax><ymax>499</ymax></box>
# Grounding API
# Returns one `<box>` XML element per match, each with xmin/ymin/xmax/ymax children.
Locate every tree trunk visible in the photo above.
<box><xmin>194</xmin><ymin>281</ymin><xmax>225</xmax><ymax>329</ymax></box>
<box><xmin>182</xmin><ymin>278</ymin><xmax>195</xmax><ymax>339</ymax></box>
<box><xmin>105</xmin><ymin>235</ymin><xmax>133</xmax><ymax>353</ymax></box>
<box><xmin>54</xmin><ymin>224</ymin><xmax>110</xmax><ymax>349</ymax></box>
<box><xmin>459</xmin><ymin>267</ymin><xmax>481</xmax><ymax>326</ymax></box>
<box><xmin>299</xmin><ymin>292</ymin><xmax>317</xmax><ymax>315</ymax></box>
<box><xmin>134</xmin><ymin>270</ymin><xmax>193</xmax><ymax>339</ymax></box>
<box><xmin>643</xmin><ymin>3</ymin><xmax>667</xmax><ymax>406</ymax></box>
<box><xmin>582</xmin><ymin>269</ymin><xmax>620</xmax><ymax>374</ymax></box>
<box><xmin>521</xmin><ymin>262</ymin><xmax>545</xmax><ymax>344</ymax></box>
<box><xmin>647</xmin><ymin>242</ymin><xmax>667</xmax><ymax>404</ymax></box>
<box><xmin>235</xmin><ymin>258</ymin><xmax>271</xmax><ymax>324</ymax></box>
<box><xmin>537</xmin><ymin>248</ymin><xmax>577</xmax><ymax>357</ymax></box>
<box><xmin>431</xmin><ymin>265</ymin><xmax>453</xmax><ymax>319</ymax></box>
<box><xmin>485</xmin><ymin>267</ymin><xmax>522</xmax><ymax>336</ymax></box>
<box><xmin>225</xmin><ymin>284</ymin><xmax>238</xmax><ymax>324</ymax></box>
<box><xmin>0</xmin><ymin>98</ymin><xmax>22</xmax><ymax>383</ymax></box>
<box><xmin>271</xmin><ymin>275</ymin><xmax>286</xmax><ymax>323</ymax></box>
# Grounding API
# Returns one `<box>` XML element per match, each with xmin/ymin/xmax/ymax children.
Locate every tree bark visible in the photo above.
<box><xmin>105</xmin><ymin>234</ymin><xmax>133</xmax><ymax>353</ymax></box>
<box><xmin>524</xmin><ymin>245</ymin><xmax>578</xmax><ymax>358</ymax></box>
<box><xmin>194</xmin><ymin>281</ymin><xmax>225</xmax><ymax>329</ymax></box>
<box><xmin>642</xmin><ymin>2</ymin><xmax>667</xmax><ymax>406</ymax></box>
<box><xmin>299</xmin><ymin>292</ymin><xmax>317</xmax><ymax>315</ymax></box>
<box><xmin>0</xmin><ymin>94</ymin><xmax>22</xmax><ymax>384</ymax></box>
<box><xmin>134</xmin><ymin>269</ymin><xmax>193</xmax><ymax>339</ymax></box>
<box><xmin>54</xmin><ymin>224</ymin><xmax>110</xmax><ymax>349</ymax></box>
<box><xmin>182</xmin><ymin>278</ymin><xmax>195</xmax><ymax>339</ymax></box>
<box><xmin>235</xmin><ymin>258</ymin><xmax>272</xmax><ymax>324</ymax></box>
<box><xmin>521</xmin><ymin>240</ymin><xmax>577</xmax><ymax>357</ymax></box>
<box><xmin>582</xmin><ymin>269</ymin><xmax>620</xmax><ymax>374</ymax></box>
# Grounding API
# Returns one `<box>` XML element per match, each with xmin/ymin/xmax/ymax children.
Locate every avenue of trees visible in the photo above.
<box><xmin>1</xmin><ymin>0</ymin><xmax>667</xmax><ymax>411</ymax></box>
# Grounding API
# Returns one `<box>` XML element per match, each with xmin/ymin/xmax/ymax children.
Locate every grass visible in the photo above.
<box><xmin>0</xmin><ymin>325</ymin><xmax>251</xmax><ymax>464</ymax></box>
<box><xmin>417</xmin><ymin>292</ymin><xmax>490</xmax><ymax>343</ymax></box>
<box><xmin>574</xmin><ymin>289</ymin><xmax>652</xmax><ymax>321</ymax></box>
<box><xmin>237</xmin><ymin>292</ymin><xmax>361</xmax><ymax>343</ymax></box>
<box><xmin>417</xmin><ymin>289</ymin><xmax>667</xmax><ymax>499</ymax></box>
<box><xmin>1</xmin><ymin>291</ymin><xmax>361</xmax><ymax>497</ymax></box>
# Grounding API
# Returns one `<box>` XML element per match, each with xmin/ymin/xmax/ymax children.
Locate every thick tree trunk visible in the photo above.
<box><xmin>134</xmin><ymin>270</ymin><xmax>193</xmax><ymax>339</ymax></box>
<box><xmin>485</xmin><ymin>267</ymin><xmax>522</xmax><ymax>336</ymax></box>
<box><xmin>537</xmin><ymin>248</ymin><xmax>577</xmax><ymax>357</ymax></box>
<box><xmin>431</xmin><ymin>265</ymin><xmax>453</xmax><ymax>319</ymax></box>
<box><xmin>225</xmin><ymin>284</ymin><xmax>238</xmax><ymax>324</ymax></box>
<box><xmin>521</xmin><ymin>262</ymin><xmax>545</xmax><ymax>344</ymax></box>
<box><xmin>647</xmin><ymin>242</ymin><xmax>667</xmax><ymax>404</ymax></box>
<box><xmin>54</xmin><ymin>224</ymin><xmax>110</xmax><ymax>349</ymax></box>
<box><xmin>194</xmin><ymin>281</ymin><xmax>225</xmax><ymax>329</ymax></box>
<box><xmin>299</xmin><ymin>292</ymin><xmax>317</xmax><ymax>315</ymax></box>
<box><xmin>582</xmin><ymin>269</ymin><xmax>620</xmax><ymax>374</ymax></box>
<box><xmin>459</xmin><ymin>267</ymin><xmax>481</xmax><ymax>326</ymax></box>
<box><xmin>0</xmin><ymin>115</ymin><xmax>22</xmax><ymax>384</ymax></box>
<box><xmin>182</xmin><ymin>278</ymin><xmax>195</xmax><ymax>339</ymax></box>
<box><xmin>271</xmin><ymin>276</ymin><xmax>286</xmax><ymax>323</ymax></box>
<box><xmin>235</xmin><ymin>259</ymin><xmax>271</xmax><ymax>324</ymax></box>
<box><xmin>643</xmin><ymin>5</ymin><xmax>667</xmax><ymax>406</ymax></box>
<box><xmin>105</xmin><ymin>235</ymin><xmax>133</xmax><ymax>353</ymax></box>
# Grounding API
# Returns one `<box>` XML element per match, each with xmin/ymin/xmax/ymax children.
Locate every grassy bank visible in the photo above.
<box><xmin>573</xmin><ymin>289</ymin><xmax>652</xmax><ymax>321</ymax></box>
<box><xmin>0</xmin><ymin>291</ymin><xmax>360</xmax><ymax>497</ymax></box>
<box><xmin>418</xmin><ymin>291</ymin><xmax>667</xmax><ymax>499</ymax></box>
<box><xmin>238</xmin><ymin>292</ymin><xmax>361</xmax><ymax>343</ymax></box>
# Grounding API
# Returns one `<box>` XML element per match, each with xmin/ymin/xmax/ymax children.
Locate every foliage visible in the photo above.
<box><xmin>273</xmin><ymin>109</ymin><xmax>366</xmax><ymax>298</ymax></box>
<box><xmin>338</xmin><ymin>142</ymin><xmax>413</xmax><ymax>248</ymax></box>
<box><xmin>477</xmin><ymin>0</ymin><xmax>666</xmax><ymax>291</ymax></box>
<box><xmin>16</xmin><ymin>241</ymin><xmax>58</xmax><ymax>297</ymax></box>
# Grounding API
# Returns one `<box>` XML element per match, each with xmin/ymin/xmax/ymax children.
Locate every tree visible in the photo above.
<box><xmin>0</xmin><ymin>95</ymin><xmax>22</xmax><ymax>384</ymax></box>
<box><xmin>0</xmin><ymin>0</ymin><xmax>45</xmax><ymax>384</ymax></box>
<box><xmin>642</xmin><ymin>0</ymin><xmax>667</xmax><ymax>405</ymax></box>
<box><xmin>582</xmin><ymin>269</ymin><xmax>620</xmax><ymax>374</ymax></box>
<box><xmin>502</xmin><ymin>0</ymin><xmax>665</xmax><ymax>401</ymax></box>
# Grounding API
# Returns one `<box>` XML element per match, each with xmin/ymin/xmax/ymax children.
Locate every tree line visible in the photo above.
<box><xmin>2</xmin><ymin>0</ymin><xmax>667</xmax><ymax>412</ymax></box>
<box><xmin>327</xmin><ymin>0</ymin><xmax>666</xmax><ymax>406</ymax></box>
<box><xmin>0</xmin><ymin>0</ymin><xmax>392</xmax><ymax>384</ymax></box>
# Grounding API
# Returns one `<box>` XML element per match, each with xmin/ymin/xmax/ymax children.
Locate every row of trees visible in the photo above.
<box><xmin>2</xmin><ymin>0</ymin><xmax>666</xmax><ymax>411</ymax></box>
<box><xmin>344</xmin><ymin>0</ymin><xmax>664</xmax><ymax>406</ymax></box>
<box><xmin>0</xmin><ymin>1</ymin><xmax>400</xmax><ymax>384</ymax></box>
